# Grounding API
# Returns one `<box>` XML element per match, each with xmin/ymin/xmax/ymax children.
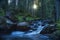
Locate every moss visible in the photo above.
<box><xmin>0</xmin><ymin>9</ymin><xmax>5</xmax><ymax>16</ymax></box>
<box><xmin>16</xmin><ymin>15</ymin><xmax>40</xmax><ymax>22</ymax></box>
<box><xmin>57</xmin><ymin>21</ymin><xmax>60</xmax><ymax>30</ymax></box>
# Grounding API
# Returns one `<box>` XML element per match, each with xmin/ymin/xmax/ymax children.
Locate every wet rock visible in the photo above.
<box><xmin>46</xmin><ymin>30</ymin><xmax>60</xmax><ymax>40</ymax></box>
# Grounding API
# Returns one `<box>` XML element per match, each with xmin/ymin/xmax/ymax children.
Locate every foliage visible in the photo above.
<box><xmin>57</xmin><ymin>21</ymin><xmax>60</xmax><ymax>30</ymax></box>
<box><xmin>43</xmin><ymin>0</ymin><xmax>54</xmax><ymax>18</ymax></box>
<box><xmin>0</xmin><ymin>8</ymin><xmax>5</xmax><ymax>16</ymax></box>
<box><xmin>0</xmin><ymin>0</ymin><xmax>58</xmax><ymax>22</ymax></box>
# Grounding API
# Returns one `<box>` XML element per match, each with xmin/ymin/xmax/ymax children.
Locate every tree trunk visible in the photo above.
<box><xmin>55</xmin><ymin>0</ymin><xmax>60</xmax><ymax>21</ymax></box>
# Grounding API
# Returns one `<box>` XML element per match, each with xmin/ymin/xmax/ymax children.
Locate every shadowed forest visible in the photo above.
<box><xmin>0</xmin><ymin>0</ymin><xmax>60</xmax><ymax>40</ymax></box>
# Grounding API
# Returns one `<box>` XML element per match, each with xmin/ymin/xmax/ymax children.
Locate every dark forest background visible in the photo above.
<box><xmin>0</xmin><ymin>0</ymin><xmax>60</xmax><ymax>29</ymax></box>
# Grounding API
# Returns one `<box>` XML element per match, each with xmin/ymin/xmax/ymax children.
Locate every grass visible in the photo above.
<box><xmin>57</xmin><ymin>23</ymin><xmax>60</xmax><ymax>30</ymax></box>
<box><xmin>17</xmin><ymin>16</ymin><xmax>36</xmax><ymax>22</ymax></box>
<box><xmin>57</xmin><ymin>21</ymin><xmax>60</xmax><ymax>30</ymax></box>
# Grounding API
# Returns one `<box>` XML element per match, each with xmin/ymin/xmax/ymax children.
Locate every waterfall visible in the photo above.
<box><xmin>25</xmin><ymin>25</ymin><xmax>45</xmax><ymax>35</ymax></box>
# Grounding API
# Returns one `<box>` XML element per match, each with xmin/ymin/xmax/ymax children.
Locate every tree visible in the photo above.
<box><xmin>55</xmin><ymin>0</ymin><xmax>60</xmax><ymax>21</ymax></box>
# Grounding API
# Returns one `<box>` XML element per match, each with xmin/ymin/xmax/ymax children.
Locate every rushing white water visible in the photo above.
<box><xmin>1</xmin><ymin>21</ymin><xmax>50</xmax><ymax>40</ymax></box>
<box><xmin>11</xmin><ymin>31</ymin><xmax>25</xmax><ymax>37</ymax></box>
<box><xmin>11</xmin><ymin>21</ymin><xmax>47</xmax><ymax>36</ymax></box>
<box><xmin>25</xmin><ymin>25</ymin><xmax>45</xmax><ymax>35</ymax></box>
